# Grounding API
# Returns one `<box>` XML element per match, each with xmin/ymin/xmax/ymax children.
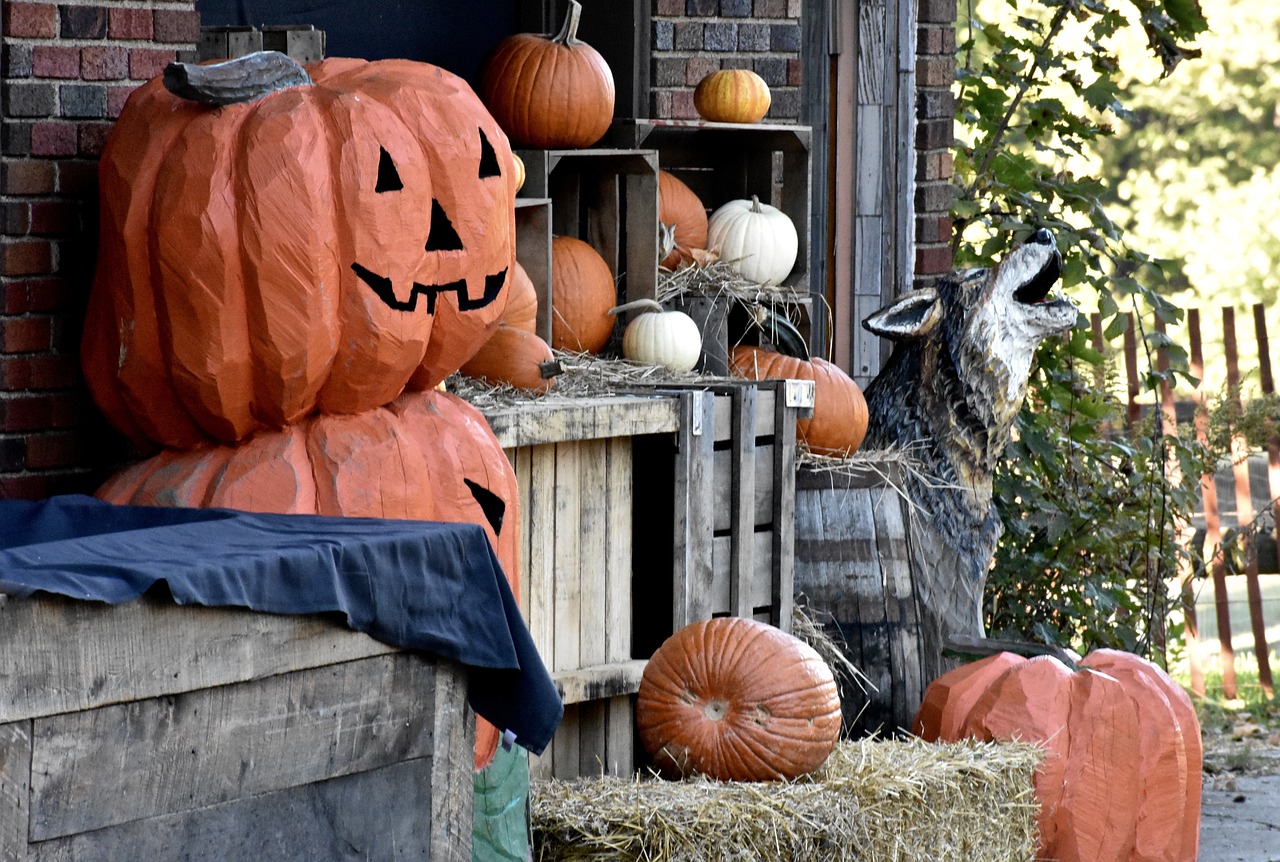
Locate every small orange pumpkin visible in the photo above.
<box><xmin>729</xmin><ymin>345</ymin><xmax>869</xmax><ymax>456</ymax></box>
<box><xmin>658</xmin><ymin>170</ymin><xmax>708</xmax><ymax>270</ymax></box>
<box><xmin>95</xmin><ymin>389</ymin><xmax>522</xmax><ymax>771</ymax></box>
<box><xmin>502</xmin><ymin>261</ymin><xmax>538</xmax><ymax>333</ymax></box>
<box><xmin>915</xmin><ymin>650</ymin><xmax>1202</xmax><ymax>862</ymax></box>
<box><xmin>82</xmin><ymin>53</ymin><xmax>517</xmax><ymax>450</ymax></box>
<box><xmin>461</xmin><ymin>326</ymin><xmax>556</xmax><ymax>392</ymax></box>
<box><xmin>693</xmin><ymin>69</ymin><xmax>771</xmax><ymax>124</ymax></box>
<box><xmin>478</xmin><ymin>0</ymin><xmax>615</xmax><ymax>149</ymax></box>
<box><xmin>550</xmin><ymin>235</ymin><xmax>616</xmax><ymax>354</ymax></box>
<box><xmin>636</xmin><ymin>616</ymin><xmax>842</xmax><ymax>782</ymax></box>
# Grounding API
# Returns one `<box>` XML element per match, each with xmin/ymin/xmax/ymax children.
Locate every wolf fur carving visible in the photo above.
<box><xmin>861</xmin><ymin>229</ymin><xmax>1077</xmax><ymax>641</ymax></box>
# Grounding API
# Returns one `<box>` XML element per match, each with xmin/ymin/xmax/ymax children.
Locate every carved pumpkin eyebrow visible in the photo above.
<box><xmin>375</xmin><ymin>146</ymin><xmax>403</xmax><ymax>193</ymax></box>
<box><xmin>478</xmin><ymin>128</ymin><xmax>501</xmax><ymax>179</ymax></box>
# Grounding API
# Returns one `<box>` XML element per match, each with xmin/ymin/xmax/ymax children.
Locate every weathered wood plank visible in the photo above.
<box><xmin>673</xmin><ymin>392</ymin><xmax>717</xmax><ymax>628</ymax></box>
<box><xmin>428</xmin><ymin>657</ymin><xmax>474</xmax><ymax>862</ymax></box>
<box><xmin>576</xmin><ymin>699</ymin><xmax>609</xmax><ymax>777</ymax></box>
<box><xmin>605</xmin><ymin>437</ymin><xmax>633</xmax><ymax>665</ymax></box>
<box><xmin>772</xmin><ymin>385</ymin><xmax>797</xmax><ymax>633</ymax></box>
<box><xmin>875</xmin><ymin>489</ymin><xmax>923</xmax><ymax>734</ymax></box>
<box><xmin>552</xmin><ymin>660</ymin><xmax>647</xmax><ymax>705</ymax></box>
<box><xmin>515</xmin><ymin>199</ymin><xmax>554</xmax><ymax>344</ymax></box>
<box><xmin>29</xmin><ymin>653</ymin><xmax>444</xmax><ymax>840</ymax></box>
<box><xmin>482</xmin><ymin>396</ymin><xmax>679</xmax><ymax>449</ymax></box>
<box><xmin>1</xmin><ymin>721</ymin><xmax>32</xmax><ymax>860</ymax></box>
<box><xmin>578</xmin><ymin>439</ymin><xmax>609</xmax><ymax>672</ymax></box>
<box><xmin>729</xmin><ymin>385</ymin><xmax>758</xmax><ymax>619</ymax></box>
<box><xmin>552</xmin><ymin>443</ymin><xmax>583</xmax><ymax>674</ymax></box>
<box><xmin>527</xmin><ymin>444</ymin><xmax>558</xmax><ymax>663</ymax></box>
<box><xmin>604</xmin><ymin>695</ymin><xmax>634</xmax><ymax>777</ymax></box>
<box><xmin>858</xmin><ymin>2</ymin><xmax>887</xmax><ymax>103</ymax></box>
<box><xmin>0</xmin><ymin>596</ymin><xmax>396</xmax><ymax>724</ymax></box>
<box><xmin>552</xmin><ymin>705</ymin><xmax>580</xmax><ymax>780</ymax></box>
<box><xmin>712</xmin><ymin>444</ymin><xmax>776</xmax><ymax>532</ymax></box>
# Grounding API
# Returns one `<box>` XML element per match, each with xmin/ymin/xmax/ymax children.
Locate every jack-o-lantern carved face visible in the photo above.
<box><xmin>81</xmin><ymin>54</ymin><xmax>516</xmax><ymax>450</ymax></box>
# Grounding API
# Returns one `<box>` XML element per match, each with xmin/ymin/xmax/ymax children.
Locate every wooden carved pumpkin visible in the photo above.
<box><xmin>694</xmin><ymin>69</ymin><xmax>771</xmax><ymax>124</ymax></box>
<box><xmin>95</xmin><ymin>389</ymin><xmax>522</xmax><ymax>770</ymax></box>
<box><xmin>730</xmin><ymin>345</ymin><xmax>868</xmax><ymax>456</ymax></box>
<box><xmin>461</xmin><ymin>326</ymin><xmax>556</xmax><ymax>393</ymax></box>
<box><xmin>614</xmin><ymin>299</ymin><xmax>701</xmax><ymax>373</ymax></box>
<box><xmin>479</xmin><ymin>0</ymin><xmax>615</xmax><ymax>149</ymax></box>
<box><xmin>914</xmin><ymin>650</ymin><xmax>1202</xmax><ymax>862</ymax></box>
<box><xmin>82</xmin><ymin>52</ymin><xmax>517</xmax><ymax>450</ymax></box>
<box><xmin>549</xmin><ymin>235</ymin><xmax>616</xmax><ymax>355</ymax></box>
<box><xmin>706</xmin><ymin>195</ymin><xmax>798</xmax><ymax>286</ymax></box>
<box><xmin>503</xmin><ymin>261</ymin><xmax>539</xmax><ymax>333</ymax></box>
<box><xmin>636</xmin><ymin>617</ymin><xmax>842</xmax><ymax>781</ymax></box>
<box><xmin>658</xmin><ymin>170</ymin><xmax>709</xmax><ymax>270</ymax></box>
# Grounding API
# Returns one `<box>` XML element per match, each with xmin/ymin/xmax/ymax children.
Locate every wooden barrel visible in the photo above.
<box><xmin>794</xmin><ymin>460</ymin><xmax>952</xmax><ymax>737</ymax></box>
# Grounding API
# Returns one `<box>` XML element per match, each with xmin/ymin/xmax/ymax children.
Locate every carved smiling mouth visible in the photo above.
<box><xmin>351</xmin><ymin>263</ymin><xmax>508</xmax><ymax>314</ymax></box>
<box><xmin>1013</xmin><ymin>250</ymin><xmax>1063</xmax><ymax>305</ymax></box>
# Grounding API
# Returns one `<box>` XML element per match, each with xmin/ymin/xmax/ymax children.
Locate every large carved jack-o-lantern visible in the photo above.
<box><xmin>81</xmin><ymin>52</ymin><xmax>517</xmax><ymax>450</ymax></box>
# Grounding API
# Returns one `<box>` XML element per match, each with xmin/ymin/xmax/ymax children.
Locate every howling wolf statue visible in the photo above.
<box><xmin>861</xmin><ymin>228</ymin><xmax>1078</xmax><ymax>642</ymax></box>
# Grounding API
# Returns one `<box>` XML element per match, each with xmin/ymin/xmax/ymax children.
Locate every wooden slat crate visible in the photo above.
<box><xmin>631</xmin><ymin>379</ymin><xmax>809</xmax><ymax>660</ymax></box>
<box><xmin>198</xmin><ymin>25</ymin><xmax>326</xmax><ymax>63</ymax></box>
<box><xmin>483</xmin><ymin>396</ymin><xmax>681</xmax><ymax>781</ymax></box>
<box><xmin>515</xmin><ymin>197</ymin><xmax>553</xmax><ymax>343</ymax></box>
<box><xmin>0</xmin><ymin>594</ymin><xmax>473</xmax><ymax>861</ymax></box>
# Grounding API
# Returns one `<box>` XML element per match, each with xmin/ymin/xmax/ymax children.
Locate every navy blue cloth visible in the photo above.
<box><xmin>0</xmin><ymin>494</ymin><xmax>562</xmax><ymax>755</ymax></box>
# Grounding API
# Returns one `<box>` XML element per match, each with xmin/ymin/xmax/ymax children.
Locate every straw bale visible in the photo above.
<box><xmin>531</xmin><ymin>738</ymin><xmax>1042</xmax><ymax>862</ymax></box>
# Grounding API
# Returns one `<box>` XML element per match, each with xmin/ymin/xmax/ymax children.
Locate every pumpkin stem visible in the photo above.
<box><xmin>552</xmin><ymin>0</ymin><xmax>583</xmax><ymax>45</ymax></box>
<box><xmin>608</xmin><ymin>298</ymin><xmax>665</xmax><ymax>316</ymax></box>
<box><xmin>163</xmin><ymin>51</ymin><xmax>313</xmax><ymax>107</ymax></box>
<box><xmin>749</xmin><ymin>194</ymin><xmax>764</xmax><ymax>213</ymax></box>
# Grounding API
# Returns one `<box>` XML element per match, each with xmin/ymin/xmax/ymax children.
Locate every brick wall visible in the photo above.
<box><xmin>1</xmin><ymin>1</ymin><xmax>198</xmax><ymax>498</ymax></box>
<box><xmin>650</xmin><ymin>0</ymin><xmax>803</xmax><ymax>121</ymax></box>
<box><xmin>914</xmin><ymin>0</ymin><xmax>956</xmax><ymax>288</ymax></box>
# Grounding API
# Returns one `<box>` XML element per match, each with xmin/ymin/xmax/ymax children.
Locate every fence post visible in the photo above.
<box><xmin>1191</xmin><ymin>308</ymin><xmax>1238</xmax><ymax>698</ymax></box>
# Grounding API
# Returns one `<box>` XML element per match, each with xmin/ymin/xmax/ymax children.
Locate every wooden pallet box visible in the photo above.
<box><xmin>0</xmin><ymin>595</ymin><xmax>473</xmax><ymax>862</ymax></box>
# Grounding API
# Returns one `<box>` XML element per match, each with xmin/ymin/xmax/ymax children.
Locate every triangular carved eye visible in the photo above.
<box><xmin>425</xmin><ymin>199</ymin><xmax>464</xmax><ymax>252</ymax></box>
<box><xmin>478</xmin><ymin>128</ymin><xmax>501</xmax><ymax>179</ymax></box>
<box><xmin>376</xmin><ymin>147</ymin><xmax>403</xmax><ymax>193</ymax></box>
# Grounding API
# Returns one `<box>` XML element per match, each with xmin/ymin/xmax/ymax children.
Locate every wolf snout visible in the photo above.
<box><xmin>1029</xmin><ymin>227</ymin><xmax>1055</xmax><ymax>247</ymax></box>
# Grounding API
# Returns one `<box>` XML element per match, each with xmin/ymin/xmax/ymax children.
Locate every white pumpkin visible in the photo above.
<box><xmin>611</xmin><ymin>299</ymin><xmax>702</xmax><ymax>373</ymax></box>
<box><xmin>706</xmin><ymin>195</ymin><xmax>798</xmax><ymax>287</ymax></box>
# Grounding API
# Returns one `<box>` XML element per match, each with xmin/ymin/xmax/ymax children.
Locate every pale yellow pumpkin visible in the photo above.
<box><xmin>693</xmin><ymin>69</ymin><xmax>771</xmax><ymax>124</ymax></box>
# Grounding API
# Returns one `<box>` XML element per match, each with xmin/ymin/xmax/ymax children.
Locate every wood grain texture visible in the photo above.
<box><xmin>482</xmin><ymin>396</ymin><xmax>678</xmax><ymax>449</ymax></box>
<box><xmin>1</xmin><ymin>721</ymin><xmax>32</xmax><ymax>858</ymax></box>
<box><xmin>0</xmin><ymin>595</ymin><xmax>395</xmax><ymax>724</ymax></box>
<box><xmin>29</xmin><ymin>653</ymin><xmax>442</xmax><ymax>840</ymax></box>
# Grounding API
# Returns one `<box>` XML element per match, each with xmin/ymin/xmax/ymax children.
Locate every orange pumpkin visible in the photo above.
<box><xmin>729</xmin><ymin>345</ymin><xmax>869</xmax><ymax>456</ymax></box>
<box><xmin>658</xmin><ymin>170</ymin><xmax>709</xmax><ymax>270</ymax></box>
<box><xmin>478</xmin><ymin>0</ymin><xmax>615</xmax><ymax>149</ymax></box>
<box><xmin>461</xmin><ymin>326</ymin><xmax>556</xmax><ymax>392</ymax></box>
<box><xmin>82</xmin><ymin>53</ymin><xmax>517</xmax><ymax>450</ymax></box>
<box><xmin>915</xmin><ymin>650</ymin><xmax>1202</xmax><ymax>862</ymax></box>
<box><xmin>503</xmin><ymin>261</ymin><xmax>539</xmax><ymax>333</ymax></box>
<box><xmin>693</xmin><ymin>69</ymin><xmax>771</xmax><ymax>124</ymax></box>
<box><xmin>636</xmin><ymin>617</ymin><xmax>842</xmax><ymax>782</ymax></box>
<box><xmin>95</xmin><ymin>389</ymin><xmax>521</xmax><ymax>770</ymax></box>
<box><xmin>550</xmin><ymin>235</ymin><xmax>616</xmax><ymax>354</ymax></box>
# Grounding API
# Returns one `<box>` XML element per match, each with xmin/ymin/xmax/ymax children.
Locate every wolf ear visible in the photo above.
<box><xmin>861</xmin><ymin>288</ymin><xmax>942</xmax><ymax>340</ymax></box>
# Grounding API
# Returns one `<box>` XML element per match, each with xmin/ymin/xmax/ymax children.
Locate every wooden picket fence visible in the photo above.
<box><xmin>1098</xmin><ymin>303</ymin><xmax>1279</xmax><ymax>700</ymax></box>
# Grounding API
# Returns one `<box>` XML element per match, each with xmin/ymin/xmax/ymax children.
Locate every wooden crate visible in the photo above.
<box><xmin>515</xmin><ymin>197</ymin><xmax>553</xmax><ymax>343</ymax></box>
<box><xmin>198</xmin><ymin>25</ymin><xmax>326</xmax><ymax>63</ymax></box>
<box><xmin>483</xmin><ymin>396</ymin><xmax>681</xmax><ymax>781</ymax></box>
<box><xmin>631</xmin><ymin>378</ymin><xmax>810</xmax><ymax>659</ymax></box>
<box><xmin>792</xmin><ymin>460</ymin><xmax>947</xmax><ymax>738</ymax></box>
<box><xmin>0</xmin><ymin>594</ymin><xmax>473</xmax><ymax>861</ymax></box>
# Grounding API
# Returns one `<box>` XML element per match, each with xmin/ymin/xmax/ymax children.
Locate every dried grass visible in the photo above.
<box><xmin>531</xmin><ymin>737</ymin><xmax>1043</xmax><ymax>862</ymax></box>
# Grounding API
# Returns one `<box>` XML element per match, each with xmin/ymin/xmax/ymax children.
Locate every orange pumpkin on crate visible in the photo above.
<box><xmin>914</xmin><ymin>650</ymin><xmax>1202</xmax><ymax>862</ymax></box>
<box><xmin>658</xmin><ymin>170</ymin><xmax>709</xmax><ymax>270</ymax></box>
<box><xmin>636</xmin><ymin>617</ymin><xmax>842</xmax><ymax>782</ymax></box>
<box><xmin>729</xmin><ymin>345</ymin><xmax>868</xmax><ymax>456</ymax></box>
<box><xmin>549</xmin><ymin>235</ymin><xmax>617</xmax><ymax>355</ymax></box>
<box><xmin>96</xmin><ymin>389</ymin><xmax>523</xmax><ymax>770</ymax></box>
<box><xmin>82</xmin><ymin>52</ymin><xmax>518</xmax><ymax>450</ymax></box>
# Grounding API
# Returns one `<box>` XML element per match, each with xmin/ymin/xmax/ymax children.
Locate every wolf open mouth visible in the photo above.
<box><xmin>1013</xmin><ymin>250</ymin><xmax>1063</xmax><ymax>305</ymax></box>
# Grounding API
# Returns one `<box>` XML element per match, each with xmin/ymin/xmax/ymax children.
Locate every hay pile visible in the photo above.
<box><xmin>531</xmin><ymin>737</ymin><xmax>1042</xmax><ymax>862</ymax></box>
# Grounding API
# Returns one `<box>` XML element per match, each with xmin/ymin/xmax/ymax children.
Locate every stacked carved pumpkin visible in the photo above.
<box><xmin>915</xmin><ymin>650</ymin><xmax>1202</xmax><ymax>862</ymax></box>
<box><xmin>82</xmin><ymin>51</ymin><xmax>527</xmax><ymax>769</ymax></box>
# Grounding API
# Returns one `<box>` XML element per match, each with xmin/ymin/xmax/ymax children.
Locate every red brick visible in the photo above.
<box><xmin>28</xmin><ymin>200</ymin><xmax>77</xmax><ymax>235</ymax></box>
<box><xmin>3</xmin><ymin>2</ymin><xmax>57</xmax><ymax>38</ymax></box>
<box><xmin>915</xmin><ymin>244</ymin><xmax>954</xmax><ymax>276</ymax></box>
<box><xmin>915</xmin><ymin>214</ymin><xmax>954</xmax><ymax>244</ymax></box>
<box><xmin>2</xmin><ymin>202</ymin><xmax>32</xmax><ymax>234</ymax></box>
<box><xmin>109</xmin><ymin>7</ymin><xmax>152</xmax><ymax>39</ymax></box>
<box><xmin>28</xmin><ymin>354</ymin><xmax>78</xmax><ymax>389</ymax></box>
<box><xmin>152</xmin><ymin>8</ymin><xmax>200</xmax><ymax>43</ymax></box>
<box><xmin>655</xmin><ymin>0</ymin><xmax>683</xmax><ymax>14</ymax></box>
<box><xmin>78</xmin><ymin>121</ymin><xmax>111</xmax><ymax>157</ymax></box>
<box><xmin>80</xmin><ymin>45</ymin><xmax>129</xmax><ymax>81</ymax></box>
<box><xmin>30</xmin><ymin>121</ymin><xmax>77</xmax><ymax>157</ymax></box>
<box><xmin>26</xmin><ymin>431</ymin><xmax>81</xmax><ymax>469</ymax></box>
<box><xmin>685</xmin><ymin>56</ymin><xmax>719</xmax><ymax>86</ymax></box>
<box><xmin>0</xmin><ymin>475</ymin><xmax>52</xmax><ymax>500</ymax></box>
<box><xmin>651</xmin><ymin>89</ymin><xmax>674</xmax><ymax>119</ymax></box>
<box><xmin>106</xmin><ymin>84</ymin><xmax>138</xmax><ymax>118</ymax></box>
<box><xmin>787</xmin><ymin>0</ymin><xmax>801</xmax><ymax>15</ymax></box>
<box><xmin>917</xmin><ymin>56</ymin><xmax>955</xmax><ymax>88</ymax></box>
<box><xmin>1</xmin><ymin>240</ymin><xmax>53</xmax><ymax>276</ymax></box>
<box><xmin>1</xmin><ymin>316</ymin><xmax>52</xmax><ymax>353</ymax></box>
<box><xmin>755</xmin><ymin>0</ymin><xmax>787</xmax><ymax>17</ymax></box>
<box><xmin>671</xmin><ymin>89</ymin><xmax>697</xmax><ymax>120</ymax></box>
<box><xmin>129</xmin><ymin>47</ymin><xmax>177</xmax><ymax>81</ymax></box>
<box><xmin>4</xmin><ymin>279</ymin><xmax>65</xmax><ymax>314</ymax></box>
<box><xmin>31</xmin><ymin>45</ymin><xmax>80</xmax><ymax>79</ymax></box>
<box><xmin>919</xmin><ymin>0</ymin><xmax>958</xmax><ymax>24</ymax></box>
<box><xmin>1</xmin><ymin>160</ymin><xmax>56</xmax><ymax>195</ymax></box>
<box><xmin>787</xmin><ymin>58</ymin><xmax>803</xmax><ymax>86</ymax></box>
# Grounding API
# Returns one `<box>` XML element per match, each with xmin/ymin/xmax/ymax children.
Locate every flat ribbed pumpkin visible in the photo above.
<box><xmin>478</xmin><ymin>0</ymin><xmax>615</xmax><ymax>149</ymax></box>
<box><xmin>658</xmin><ymin>170</ymin><xmax>708</xmax><ymax>270</ymax></box>
<box><xmin>95</xmin><ymin>389</ymin><xmax>520</xmax><ymax>770</ymax></box>
<box><xmin>550</xmin><ymin>235</ymin><xmax>616</xmax><ymax>354</ymax></box>
<box><xmin>914</xmin><ymin>650</ymin><xmax>1202</xmax><ymax>862</ymax></box>
<box><xmin>636</xmin><ymin>617</ymin><xmax>842</xmax><ymax>781</ymax></box>
<box><xmin>82</xmin><ymin>52</ymin><xmax>517</xmax><ymax>450</ymax></box>
<box><xmin>729</xmin><ymin>345</ymin><xmax>868</xmax><ymax>456</ymax></box>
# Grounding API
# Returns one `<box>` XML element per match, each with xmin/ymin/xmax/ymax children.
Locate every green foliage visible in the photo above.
<box><xmin>954</xmin><ymin>0</ymin><xmax>1210</xmax><ymax>662</ymax></box>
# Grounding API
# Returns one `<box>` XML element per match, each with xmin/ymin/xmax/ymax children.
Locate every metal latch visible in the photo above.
<box><xmin>784</xmin><ymin>379</ymin><xmax>815</xmax><ymax>409</ymax></box>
